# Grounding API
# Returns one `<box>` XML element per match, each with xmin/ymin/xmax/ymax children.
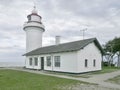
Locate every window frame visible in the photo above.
<box><xmin>93</xmin><ymin>59</ymin><xmax>96</xmax><ymax>67</ymax></box>
<box><xmin>54</xmin><ymin>56</ymin><xmax>60</xmax><ymax>67</ymax></box>
<box><xmin>46</xmin><ymin>56</ymin><xmax>51</xmax><ymax>67</ymax></box>
<box><xmin>29</xmin><ymin>58</ymin><xmax>32</xmax><ymax>66</ymax></box>
<box><xmin>34</xmin><ymin>57</ymin><xmax>38</xmax><ymax>66</ymax></box>
<box><xmin>28</xmin><ymin>15</ymin><xmax>31</xmax><ymax>21</ymax></box>
<box><xmin>85</xmin><ymin>59</ymin><xmax>88</xmax><ymax>67</ymax></box>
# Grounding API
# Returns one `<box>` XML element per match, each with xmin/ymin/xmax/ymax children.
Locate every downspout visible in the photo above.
<box><xmin>25</xmin><ymin>57</ymin><xmax>26</xmax><ymax>68</ymax></box>
<box><xmin>102</xmin><ymin>53</ymin><xmax>104</xmax><ymax>68</ymax></box>
<box><xmin>33</xmin><ymin>57</ymin><xmax>34</xmax><ymax>69</ymax></box>
<box><xmin>51</xmin><ymin>54</ymin><xmax>54</xmax><ymax>71</ymax></box>
<box><xmin>100</xmin><ymin>45</ymin><xmax>104</xmax><ymax>69</ymax></box>
<box><xmin>118</xmin><ymin>51</ymin><xmax>120</xmax><ymax>67</ymax></box>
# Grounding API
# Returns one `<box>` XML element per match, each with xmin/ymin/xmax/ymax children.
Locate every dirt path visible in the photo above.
<box><xmin>80</xmin><ymin>70</ymin><xmax>120</xmax><ymax>89</ymax></box>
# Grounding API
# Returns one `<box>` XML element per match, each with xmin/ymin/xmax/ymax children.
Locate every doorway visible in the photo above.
<box><xmin>41</xmin><ymin>57</ymin><xmax>44</xmax><ymax>70</ymax></box>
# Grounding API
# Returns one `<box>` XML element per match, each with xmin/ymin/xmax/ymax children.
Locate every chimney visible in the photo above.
<box><xmin>55</xmin><ymin>36</ymin><xmax>60</xmax><ymax>45</ymax></box>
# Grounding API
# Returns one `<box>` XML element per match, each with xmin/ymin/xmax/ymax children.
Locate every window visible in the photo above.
<box><xmin>27</xmin><ymin>15</ymin><xmax>31</xmax><ymax>21</ymax></box>
<box><xmin>93</xmin><ymin>59</ymin><xmax>96</xmax><ymax>67</ymax></box>
<box><xmin>34</xmin><ymin>57</ymin><xmax>38</xmax><ymax>66</ymax></box>
<box><xmin>29</xmin><ymin>58</ymin><xmax>32</xmax><ymax>66</ymax></box>
<box><xmin>85</xmin><ymin>59</ymin><xmax>88</xmax><ymax>67</ymax></box>
<box><xmin>54</xmin><ymin>56</ymin><xmax>60</xmax><ymax>67</ymax></box>
<box><xmin>46</xmin><ymin>56</ymin><xmax>51</xmax><ymax>66</ymax></box>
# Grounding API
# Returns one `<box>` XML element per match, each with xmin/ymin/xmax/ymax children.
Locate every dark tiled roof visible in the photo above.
<box><xmin>24</xmin><ymin>38</ymin><xmax>104</xmax><ymax>56</ymax></box>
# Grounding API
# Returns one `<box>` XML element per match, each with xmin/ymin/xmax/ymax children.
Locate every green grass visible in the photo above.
<box><xmin>88</xmin><ymin>66</ymin><xmax>120</xmax><ymax>75</ymax></box>
<box><xmin>107</xmin><ymin>75</ymin><xmax>120</xmax><ymax>85</ymax></box>
<box><xmin>0</xmin><ymin>69</ymin><xmax>86</xmax><ymax>90</ymax></box>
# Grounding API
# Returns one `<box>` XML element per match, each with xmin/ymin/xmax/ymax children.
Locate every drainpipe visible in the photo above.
<box><xmin>51</xmin><ymin>54</ymin><xmax>54</xmax><ymax>71</ymax></box>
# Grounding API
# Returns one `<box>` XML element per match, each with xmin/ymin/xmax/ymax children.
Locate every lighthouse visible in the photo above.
<box><xmin>23</xmin><ymin>6</ymin><xmax>45</xmax><ymax>52</ymax></box>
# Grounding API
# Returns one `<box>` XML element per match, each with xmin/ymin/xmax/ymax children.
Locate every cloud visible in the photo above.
<box><xmin>0</xmin><ymin>0</ymin><xmax>120</xmax><ymax>63</ymax></box>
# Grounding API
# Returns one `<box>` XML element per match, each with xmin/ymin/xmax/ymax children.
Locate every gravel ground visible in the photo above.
<box><xmin>60</xmin><ymin>84</ymin><xmax>120</xmax><ymax>90</ymax></box>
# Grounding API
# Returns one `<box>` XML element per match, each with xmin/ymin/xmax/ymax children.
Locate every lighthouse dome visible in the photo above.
<box><xmin>32</xmin><ymin>6</ymin><xmax>37</xmax><ymax>14</ymax></box>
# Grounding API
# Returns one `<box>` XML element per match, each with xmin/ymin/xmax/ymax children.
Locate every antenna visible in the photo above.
<box><xmin>33</xmin><ymin>0</ymin><xmax>36</xmax><ymax>8</ymax></box>
<box><xmin>32</xmin><ymin>0</ymin><xmax>37</xmax><ymax>14</ymax></box>
<box><xmin>80</xmin><ymin>28</ymin><xmax>87</xmax><ymax>40</ymax></box>
<box><xmin>33</xmin><ymin>0</ymin><xmax>36</xmax><ymax>9</ymax></box>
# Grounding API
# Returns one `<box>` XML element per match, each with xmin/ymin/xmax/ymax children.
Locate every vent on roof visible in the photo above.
<box><xmin>55</xmin><ymin>36</ymin><xmax>60</xmax><ymax>45</ymax></box>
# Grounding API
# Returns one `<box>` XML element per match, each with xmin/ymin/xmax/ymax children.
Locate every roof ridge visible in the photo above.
<box><xmin>38</xmin><ymin>37</ymin><xmax>96</xmax><ymax>48</ymax></box>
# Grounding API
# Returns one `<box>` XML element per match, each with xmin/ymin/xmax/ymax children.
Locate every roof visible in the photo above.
<box><xmin>24</xmin><ymin>38</ymin><xmax>104</xmax><ymax>56</ymax></box>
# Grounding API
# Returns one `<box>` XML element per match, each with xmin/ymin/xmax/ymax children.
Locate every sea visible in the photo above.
<box><xmin>0</xmin><ymin>62</ymin><xmax>25</xmax><ymax>67</ymax></box>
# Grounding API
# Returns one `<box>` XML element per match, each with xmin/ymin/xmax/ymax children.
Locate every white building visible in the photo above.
<box><xmin>23</xmin><ymin>7</ymin><xmax>103</xmax><ymax>73</ymax></box>
<box><xmin>23</xmin><ymin>6</ymin><xmax>45</xmax><ymax>52</ymax></box>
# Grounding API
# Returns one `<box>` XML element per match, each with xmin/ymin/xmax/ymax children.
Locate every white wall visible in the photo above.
<box><xmin>31</xmin><ymin>15</ymin><xmax>41</xmax><ymax>22</ymax></box>
<box><xmin>77</xmin><ymin>42</ymin><xmax>102</xmax><ymax>73</ymax></box>
<box><xmin>25</xmin><ymin>51</ymin><xmax>78</xmax><ymax>73</ymax></box>
<box><xmin>25</xmin><ymin>42</ymin><xmax>102</xmax><ymax>73</ymax></box>
<box><xmin>25</xmin><ymin>27</ymin><xmax>43</xmax><ymax>52</ymax></box>
<box><xmin>25</xmin><ymin>55</ymin><xmax>41</xmax><ymax>69</ymax></box>
<box><xmin>44</xmin><ymin>52</ymin><xmax>78</xmax><ymax>73</ymax></box>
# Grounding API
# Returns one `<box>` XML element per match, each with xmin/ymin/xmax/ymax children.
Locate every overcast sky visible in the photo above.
<box><xmin>0</xmin><ymin>0</ymin><xmax>120</xmax><ymax>62</ymax></box>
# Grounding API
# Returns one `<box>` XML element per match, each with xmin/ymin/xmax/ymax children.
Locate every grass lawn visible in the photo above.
<box><xmin>0</xmin><ymin>69</ymin><xmax>86</xmax><ymax>90</ymax></box>
<box><xmin>88</xmin><ymin>66</ymin><xmax>120</xmax><ymax>75</ymax></box>
<box><xmin>107</xmin><ymin>75</ymin><xmax>120</xmax><ymax>85</ymax></box>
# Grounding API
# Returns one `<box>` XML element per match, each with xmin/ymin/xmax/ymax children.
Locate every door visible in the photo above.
<box><xmin>41</xmin><ymin>57</ymin><xmax>44</xmax><ymax>70</ymax></box>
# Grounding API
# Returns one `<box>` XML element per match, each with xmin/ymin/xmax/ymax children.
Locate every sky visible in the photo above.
<box><xmin>0</xmin><ymin>0</ymin><xmax>120</xmax><ymax>63</ymax></box>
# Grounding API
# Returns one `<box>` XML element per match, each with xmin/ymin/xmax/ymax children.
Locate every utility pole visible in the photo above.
<box><xmin>80</xmin><ymin>28</ymin><xmax>87</xmax><ymax>40</ymax></box>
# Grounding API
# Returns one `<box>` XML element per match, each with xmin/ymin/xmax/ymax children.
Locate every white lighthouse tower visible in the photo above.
<box><xmin>23</xmin><ymin>6</ymin><xmax>45</xmax><ymax>52</ymax></box>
